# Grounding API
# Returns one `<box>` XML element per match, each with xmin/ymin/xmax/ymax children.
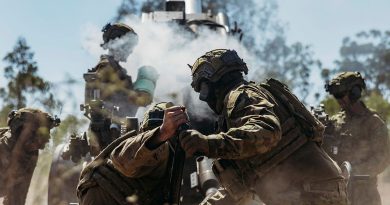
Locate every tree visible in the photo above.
<box><xmin>328</xmin><ymin>29</ymin><xmax>390</xmax><ymax>97</ymax></box>
<box><xmin>0</xmin><ymin>37</ymin><xmax>61</xmax><ymax>126</ymax></box>
<box><xmin>113</xmin><ymin>0</ymin><xmax>320</xmax><ymax>101</ymax></box>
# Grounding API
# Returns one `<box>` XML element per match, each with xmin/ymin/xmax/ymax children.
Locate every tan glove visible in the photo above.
<box><xmin>179</xmin><ymin>129</ymin><xmax>209</xmax><ymax>156</ymax></box>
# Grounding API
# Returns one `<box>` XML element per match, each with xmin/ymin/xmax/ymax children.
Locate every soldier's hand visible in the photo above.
<box><xmin>159</xmin><ymin>106</ymin><xmax>188</xmax><ymax>142</ymax></box>
<box><xmin>179</xmin><ymin>130</ymin><xmax>209</xmax><ymax>157</ymax></box>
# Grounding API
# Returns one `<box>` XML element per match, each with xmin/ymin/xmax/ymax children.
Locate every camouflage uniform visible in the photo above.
<box><xmin>0</xmin><ymin>108</ymin><xmax>59</xmax><ymax>205</ymax></box>
<box><xmin>324</xmin><ymin>72</ymin><xmax>390</xmax><ymax>205</ymax></box>
<box><xmin>183</xmin><ymin>49</ymin><xmax>348</xmax><ymax>205</ymax></box>
<box><xmin>83</xmin><ymin>23</ymin><xmax>158</xmax><ymax>153</ymax></box>
<box><xmin>49</xmin><ymin>23</ymin><xmax>158</xmax><ymax>205</ymax></box>
<box><xmin>77</xmin><ymin>103</ymin><xmax>173</xmax><ymax>205</ymax></box>
<box><xmin>86</xmin><ymin>55</ymin><xmax>156</xmax><ymax>116</ymax></box>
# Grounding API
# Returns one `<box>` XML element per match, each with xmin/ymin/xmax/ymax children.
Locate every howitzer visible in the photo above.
<box><xmin>146</xmin><ymin>108</ymin><xmax>189</xmax><ymax>205</ymax></box>
<box><xmin>61</xmin><ymin>132</ymin><xmax>89</xmax><ymax>163</ymax></box>
<box><xmin>190</xmin><ymin>156</ymin><xmax>220</xmax><ymax>198</ymax></box>
<box><xmin>61</xmin><ymin>99</ymin><xmax>139</xmax><ymax>162</ymax></box>
<box><xmin>311</xmin><ymin>104</ymin><xmax>339</xmax><ymax>155</ymax></box>
<box><xmin>311</xmin><ymin>104</ymin><xmax>329</xmax><ymax>124</ymax></box>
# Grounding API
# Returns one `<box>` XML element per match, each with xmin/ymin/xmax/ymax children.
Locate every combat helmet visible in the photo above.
<box><xmin>190</xmin><ymin>49</ymin><xmax>248</xmax><ymax>92</ymax></box>
<box><xmin>101</xmin><ymin>22</ymin><xmax>138</xmax><ymax>46</ymax></box>
<box><xmin>325</xmin><ymin>71</ymin><xmax>366</xmax><ymax>100</ymax></box>
<box><xmin>7</xmin><ymin>108</ymin><xmax>60</xmax><ymax>140</ymax></box>
<box><xmin>139</xmin><ymin>102</ymin><xmax>174</xmax><ymax>132</ymax></box>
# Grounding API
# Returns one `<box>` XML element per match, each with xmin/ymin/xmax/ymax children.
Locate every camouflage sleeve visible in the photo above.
<box><xmin>356</xmin><ymin>114</ymin><xmax>390</xmax><ymax>175</ymax></box>
<box><xmin>110</xmin><ymin>127</ymin><xmax>169</xmax><ymax>178</ymax></box>
<box><xmin>207</xmin><ymin>88</ymin><xmax>282</xmax><ymax>159</ymax></box>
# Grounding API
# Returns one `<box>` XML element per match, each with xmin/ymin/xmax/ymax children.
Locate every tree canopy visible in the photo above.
<box><xmin>0</xmin><ymin>37</ymin><xmax>61</xmax><ymax>126</ymax></box>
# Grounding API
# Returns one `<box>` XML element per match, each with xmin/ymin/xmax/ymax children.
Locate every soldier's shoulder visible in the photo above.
<box><xmin>225</xmin><ymin>82</ymin><xmax>271</xmax><ymax>114</ymax></box>
<box><xmin>226</xmin><ymin>83</ymin><xmax>257</xmax><ymax>102</ymax></box>
<box><xmin>228</xmin><ymin>82</ymin><xmax>263</xmax><ymax>97</ymax></box>
<box><xmin>92</xmin><ymin>55</ymin><xmax>116</xmax><ymax>72</ymax></box>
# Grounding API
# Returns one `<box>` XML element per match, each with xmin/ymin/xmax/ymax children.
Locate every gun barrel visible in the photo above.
<box><xmin>196</xmin><ymin>156</ymin><xmax>220</xmax><ymax>197</ymax></box>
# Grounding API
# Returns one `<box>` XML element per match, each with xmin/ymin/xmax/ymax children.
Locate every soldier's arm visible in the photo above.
<box><xmin>110</xmin><ymin>127</ymin><xmax>169</xmax><ymax>178</ymax></box>
<box><xmin>356</xmin><ymin>115</ymin><xmax>390</xmax><ymax>175</ymax></box>
<box><xmin>207</xmin><ymin>89</ymin><xmax>282</xmax><ymax>159</ymax></box>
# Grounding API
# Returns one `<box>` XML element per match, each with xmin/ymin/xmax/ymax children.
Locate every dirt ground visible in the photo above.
<box><xmin>1</xmin><ymin>156</ymin><xmax>390</xmax><ymax>205</ymax></box>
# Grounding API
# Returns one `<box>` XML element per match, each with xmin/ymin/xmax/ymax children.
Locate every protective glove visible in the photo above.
<box><xmin>179</xmin><ymin>129</ymin><xmax>209</xmax><ymax>157</ymax></box>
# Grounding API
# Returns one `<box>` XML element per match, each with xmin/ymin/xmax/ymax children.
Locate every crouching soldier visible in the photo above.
<box><xmin>0</xmin><ymin>108</ymin><xmax>60</xmax><ymax>205</ymax></box>
<box><xmin>77</xmin><ymin>102</ymin><xmax>188</xmax><ymax>205</ymax></box>
<box><xmin>324</xmin><ymin>72</ymin><xmax>390</xmax><ymax>205</ymax></box>
<box><xmin>180</xmin><ymin>49</ymin><xmax>348</xmax><ymax>205</ymax></box>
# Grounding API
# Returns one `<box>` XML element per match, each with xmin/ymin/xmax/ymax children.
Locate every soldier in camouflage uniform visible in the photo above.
<box><xmin>48</xmin><ymin>22</ymin><xmax>158</xmax><ymax>205</ymax></box>
<box><xmin>0</xmin><ymin>108</ymin><xmax>60</xmax><ymax>205</ymax></box>
<box><xmin>88</xmin><ymin>22</ymin><xmax>157</xmax><ymax>109</ymax></box>
<box><xmin>324</xmin><ymin>71</ymin><xmax>390</xmax><ymax>205</ymax></box>
<box><xmin>77</xmin><ymin>102</ymin><xmax>189</xmax><ymax>205</ymax></box>
<box><xmin>85</xmin><ymin>22</ymin><xmax>158</xmax><ymax>153</ymax></box>
<box><xmin>180</xmin><ymin>49</ymin><xmax>348</xmax><ymax>205</ymax></box>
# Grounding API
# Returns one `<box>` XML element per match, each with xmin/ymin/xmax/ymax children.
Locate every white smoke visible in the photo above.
<box><xmin>82</xmin><ymin>16</ymin><xmax>261</xmax><ymax>118</ymax></box>
<box><xmin>81</xmin><ymin>23</ymin><xmax>105</xmax><ymax>57</ymax></box>
<box><xmin>106</xmin><ymin>33</ymin><xmax>139</xmax><ymax>62</ymax></box>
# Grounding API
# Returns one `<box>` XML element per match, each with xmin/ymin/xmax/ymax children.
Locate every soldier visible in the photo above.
<box><xmin>85</xmin><ymin>22</ymin><xmax>158</xmax><ymax>153</ymax></box>
<box><xmin>180</xmin><ymin>49</ymin><xmax>348</xmax><ymax>205</ymax></box>
<box><xmin>0</xmin><ymin>108</ymin><xmax>60</xmax><ymax>205</ymax></box>
<box><xmin>77</xmin><ymin>102</ymin><xmax>189</xmax><ymax>205</ymax></box>
<box><xmin>324</xmin><ymin>71</ymin><xmax>390</xmax><ymax>205</ymax></box>
<box><xmin>48</xmin><ymin>22</ymin><xmax>158</xmax><ymax>205</ymax></box>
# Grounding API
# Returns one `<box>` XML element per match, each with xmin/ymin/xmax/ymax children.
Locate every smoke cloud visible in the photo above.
<box><xmin>82</xmin><ymin>16</ymin><xmax>262</xmax><ymax>118</ymax></box>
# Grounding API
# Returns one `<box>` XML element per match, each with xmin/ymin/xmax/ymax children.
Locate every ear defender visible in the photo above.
<box><xmin>348</xmin><ymin>85</ymin><xmax>362</xmax><ymax>103</ymax></box>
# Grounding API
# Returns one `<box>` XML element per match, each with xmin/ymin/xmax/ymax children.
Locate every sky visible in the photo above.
<box><xmin>278</xmin><ymin>0</ymin><xmax>390</xmax><ymax>70</ymax></box>
<box><xmin>0</xmin><ymin>0</ymin><xmax>121</xmax><ymax>83</ymax></box>
<box><xmin>0</xmin><ymin>0</ymin><xmax>390</xmax><ymax>113</ymax></box>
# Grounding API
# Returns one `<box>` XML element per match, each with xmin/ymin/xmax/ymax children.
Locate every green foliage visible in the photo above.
<box><xmin>321</xmin><ymin>91</ymin><xmax>390</xmax><ymax>124</ymax></box>
<box><xmin>320</xmin><ymin>96</ymin><xmax>340</xmax><ymax>116</ymax></box>
<box><xmin>331</xmin><ymin>29</ymin><xmax>390</xmax><ymax>96</ymax></box>
<box><xmin>0</xmin><ymin>37</ymin><xmax>61</xmax><ymax>114</ymax></box>
<box><xmin>363</xmin><ymin>91</ymin><xmax>390</xmax><ymax>123</ymax></box>
<box><xmin>0</xmin><ymin>104</ymin><xmax>14</xmax><ymax>127</ymax></box>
